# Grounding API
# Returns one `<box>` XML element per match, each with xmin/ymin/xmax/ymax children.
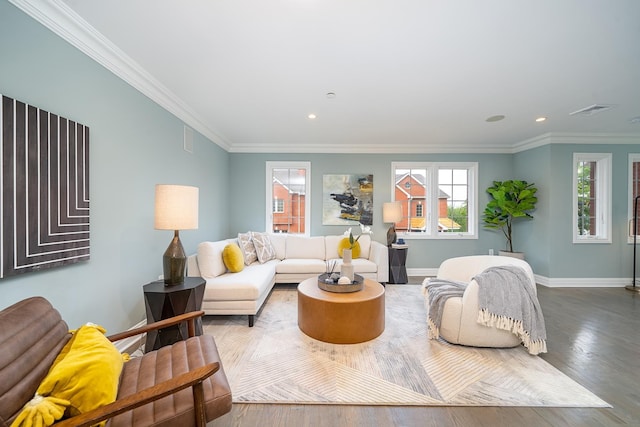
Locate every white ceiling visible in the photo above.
<box><xmin>15</xmin><ymin>0</ymin><xmax>640</xmax><ymax>153</ymax></box>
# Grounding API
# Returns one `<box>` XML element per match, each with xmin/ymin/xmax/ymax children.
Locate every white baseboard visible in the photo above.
<box><xmin>534</xmin><ymin>275</ymin><xmax>630</xmax><ymax>288</ymax></box>
<box><xmin>407</xmin><ymin>268</ymin><xmax>438</xmax><ymax>278</ymax></box>
<box><xmin>408</xmin><ymin>267</ymin><xmax>630</xmax><ymax>288</ymax></box>
<box><xmin>113</xmin><ymin>319</ymin><xmax>146</xmax><ymax>354</ymax></box>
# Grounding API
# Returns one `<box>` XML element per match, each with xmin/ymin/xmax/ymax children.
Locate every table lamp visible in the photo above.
<box><xmin>154</xmin><ymin>184</ymin><xmax>199</xmax><ymax>285</ymax></box>
<box><xmin>383</xmin><ymin>201</ymin><xmax>403</xmax><ymax>246</ymax></box>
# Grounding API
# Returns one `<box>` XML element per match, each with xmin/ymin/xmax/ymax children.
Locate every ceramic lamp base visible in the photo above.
<box><xmin>163</xmin><ymin>231</ymin><xmax>186</xmax><ymax>285</ymax></box>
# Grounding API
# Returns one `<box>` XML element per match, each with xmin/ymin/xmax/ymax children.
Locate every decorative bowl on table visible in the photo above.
<box><xmin>317</xmin><ymin>273</ymin><xmax>364</xmax><ymax>293</ymax></box>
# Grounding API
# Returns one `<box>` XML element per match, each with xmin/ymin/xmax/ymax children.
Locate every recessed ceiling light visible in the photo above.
<box><xmin>485</xmin><ymin>115</ymin><xmax>505</xmax><ymax>122</ymax></box>
<box><xmin>308</xmin><ymin>114</ymin><xmax>316</xmax><ymax>119</ymax></box>
<box><xmin>535</xmin><ymin>117</ymin><xmax>547</xmax><ymax>122</ymax></box>
<box><xmin>326</xmin><ymin>92</ymin><xmax>336</xmax><ymax>99</ymax></box>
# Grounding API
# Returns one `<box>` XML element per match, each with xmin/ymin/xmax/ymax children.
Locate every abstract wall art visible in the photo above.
<box><xmin>1</xmin><ymin>94</ymin><xmax>90</xmax><ymax>278</ymax></box>
<box><xmin>322</xmin><ymin>174</ymin><xmax>373</xmax><ymax>226</ymax></box>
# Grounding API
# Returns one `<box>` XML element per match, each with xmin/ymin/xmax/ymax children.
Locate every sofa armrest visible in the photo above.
<box><xmin>368</xmin><ymin>241</ymin><xmax>389</xmax><ymax>283</ymax></box>
<box><xmin>107</xmin><ymin>310</ymin><xmax>204</xmax><ymax>342</ymax></box>
<box><xmin>54</xmin><ymin>362</ymin><xmax>219</xmax><ymax>427</ymax></box>
<box><xmin>187</xmin><ymin>254</ymin><xmax>200</xmax><ymax>277</ymax></box>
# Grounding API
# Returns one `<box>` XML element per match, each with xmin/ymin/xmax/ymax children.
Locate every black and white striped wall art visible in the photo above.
<box><xmin>1</xmin><ymin>94</ymin><xmax>90</xmax><ymax>278</ymax></box>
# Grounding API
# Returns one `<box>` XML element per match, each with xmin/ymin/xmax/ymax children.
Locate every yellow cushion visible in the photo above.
<box><xmin>222</xmin><ymin>243</ymin><xmax>245</xmax><ymax>273</ymax></box>
<box><xmin>11</xmin><ymin>323</ymin><xmax>128</xmax><ymax>427</ymax></box>
<box><xmin>337</xmin><ymin>237</ymin><xmax>361</xmax><ymax>259</ymax></box>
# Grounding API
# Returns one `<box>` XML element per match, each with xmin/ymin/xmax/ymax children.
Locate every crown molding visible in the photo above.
<box><xmin>8</xmin><ymin>0</ymin><xmax>231</xmax><ymax>151</ymax></box>
<box><xmin>513</xmin><ymin>132</ymin><xmax>640</xmax><ymax>153</ymax></box>
<box><xmin>228</xmin><ymin>142</ymin><xmax>516</xmax><ymax>154</ymax></box>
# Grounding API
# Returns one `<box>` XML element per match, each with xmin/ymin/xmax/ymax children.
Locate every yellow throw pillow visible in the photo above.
<box><xmin>223</xmin><ymin>243</ymin><xmax>245</xmax><ymax>273</ymax></box>
<box><xmin>11</xmin><ymin>323</ymin><xmax>128</xmax><ymax>427</ymax></box>
<box><xmin>337</xmin><ymin>237</ymin><xmax>361</xmax><ymax>259</ymax></box>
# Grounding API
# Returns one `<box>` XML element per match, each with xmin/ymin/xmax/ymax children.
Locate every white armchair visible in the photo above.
<box><xmin>422</xmin><ymin>255</ymin><xmax>537</xmax><ymax>348</ymax></box>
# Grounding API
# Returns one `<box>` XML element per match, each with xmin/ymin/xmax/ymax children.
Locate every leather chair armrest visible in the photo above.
<box><xmin>54</xmin><ymin>362</ymin><xmax>219</xmax><ymax>427</ymax></box>
<box><xmin>107</xmin><ymin>310</ymin><xmax>205</xmax><ymax>342</ymax></box>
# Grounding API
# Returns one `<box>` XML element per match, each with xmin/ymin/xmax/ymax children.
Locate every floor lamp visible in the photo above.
<box><xmin>627</xmin><ymin>195</ymin><xmax>640</xmax><ymax>293</ymax></box>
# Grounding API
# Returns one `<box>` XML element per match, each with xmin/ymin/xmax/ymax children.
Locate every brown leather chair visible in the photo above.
<box><xmin>0</xmin><ymin>297</ymin><xmax>232</xmax><ymax>427</ymax></box>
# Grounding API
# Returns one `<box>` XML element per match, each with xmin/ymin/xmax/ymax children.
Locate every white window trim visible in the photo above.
<box><xmin>572</xmin><ymin>153</ymin><xmax>612</xmax><ymax>244</ymax></box>
<box><xmin>391</xmin><ymin>161</ymin><xmax>478</xmax><ymax>240</ymax></box>
<box><xmin>628</xmin><ymin>154</ymin><xmax>640</xmax><ymax>243</ymax></box>
<box><xmin>266</xmin><ymin>161</ymin><xmax>311</xmax><ymax>236</ymax></box>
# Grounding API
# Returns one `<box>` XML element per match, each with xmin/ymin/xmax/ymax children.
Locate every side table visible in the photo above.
<box><xmin>388</xmin><ymin>246</ymin><xmax>408</xmax><ymax>284</ymax></box>
<box><xmin>143</xmin><ymin>276</ymin><xmax>206</xmax><ymax>352</ymax></box>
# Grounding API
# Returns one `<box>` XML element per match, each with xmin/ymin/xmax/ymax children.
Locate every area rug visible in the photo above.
<box><xmin>202</xmin><ymin>285</ymin><xmax>609</xmax><ymax>407</ymax></box>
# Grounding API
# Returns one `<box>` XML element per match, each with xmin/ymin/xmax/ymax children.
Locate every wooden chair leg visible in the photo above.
<box><xmin>193</xmin><ymin>382</ymin><xmax>206</xmax><ymax>427</ymax></box>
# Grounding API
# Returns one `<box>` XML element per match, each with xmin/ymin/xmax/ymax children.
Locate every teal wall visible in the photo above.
<box><xmin>0</xmin><ymin>1</ymin><xmax>230</xmax><ymax>332</ymax></box>
<box><xmin>515</xmin><ymin>143</ymin><xmax>639</xmax><ymax>279</ymax></box>
<box><xmin>229</xmin><ymin>152</ymin><xmax>513</xmax><ymax>269</ymax></box>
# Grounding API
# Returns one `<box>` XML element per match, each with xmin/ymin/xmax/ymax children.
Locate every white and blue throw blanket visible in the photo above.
<box><xmin>424</xmin><ymin>265</ymin><xmax>547</xmax><ymax>355</ymax></box>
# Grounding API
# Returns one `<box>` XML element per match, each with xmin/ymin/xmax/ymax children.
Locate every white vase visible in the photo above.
<box><xmin>342</xmin><ymin>248</ymin><xmax>352</xmax><ymax>264</ymax></box>
<box><xmin>341</xmin><ymin>248</ymin><xmax>354</xmax><ymax>281</ymax></box>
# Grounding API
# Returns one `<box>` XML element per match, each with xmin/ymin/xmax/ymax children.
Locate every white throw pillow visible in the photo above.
<box><xmin>197</xmin><ymin>241</ymin><xmax>228</xmax><ymax>279</ymax></box>
<box><xmin>251</xmin><ymin>232</ymin><xmax>276</xmax><ymax>263</ymax></box>
<box><xmin>238</xmin><ymin>232</ymin><xmax>258</xmax><ymax>265</ymax></box>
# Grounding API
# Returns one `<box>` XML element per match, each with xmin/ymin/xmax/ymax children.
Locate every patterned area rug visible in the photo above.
<box><xmin>203</xmin><ymin>284</ymin><xmax>609</xmax><ymax>407</ymax></box>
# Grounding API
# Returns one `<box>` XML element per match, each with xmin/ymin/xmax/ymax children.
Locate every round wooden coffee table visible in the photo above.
<box><xmin>297</xmin><ymin>277</ymin><xmax>385</xmax><ymax>344</ymax></box>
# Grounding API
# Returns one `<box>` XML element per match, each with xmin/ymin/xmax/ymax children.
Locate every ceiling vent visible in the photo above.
<box><xmin>570</xmin><ymin>104</ymin><xmax>614</xmax><ymax>116</ymax></box>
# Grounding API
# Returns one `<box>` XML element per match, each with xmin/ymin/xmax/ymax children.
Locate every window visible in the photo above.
<box><xmin>391</xmin><ymin>162</ymin><xmax>478</xmax><ymax>239</ymax></box>
<box><xmin>628</xmin><ymin>154</ymin><xmax>640</xmax><ymax>241</ymax></box>
<box><xmin>273</xmin><ymin>199</ymin><xmax>284</xmax><ymax>213</ymax></box>
<box><xmin>266</xmin><ymin>162</ymin><xmax>310</xmax><ymax>234</ymax></box>
<box><xmin>573</xmin><ymin>153</ymin><xmax>611</xmax><ymax>243</ymax></box>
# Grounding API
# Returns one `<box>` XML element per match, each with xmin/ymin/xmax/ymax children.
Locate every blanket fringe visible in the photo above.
<box><xmin>477</xmin><ymin>309</ymin><xmax>547</xmax><ymax>355</ymax></box>
<box><xmin>427</xmin><ymin>316</ymin><xmax>440</xmax><ymax>340</ymax></box>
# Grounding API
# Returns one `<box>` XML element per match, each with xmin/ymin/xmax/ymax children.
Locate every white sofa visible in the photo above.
<box><xmin>187</xmin><ymin>233</ymin><xmax>388</xmax><ymax>326</ymax></box>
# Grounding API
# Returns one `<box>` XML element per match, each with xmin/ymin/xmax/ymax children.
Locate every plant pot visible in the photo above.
<box><xmin>498</xmin><ymin>250</ymin><xmax>525</xmax><ymax>260</ymax></box>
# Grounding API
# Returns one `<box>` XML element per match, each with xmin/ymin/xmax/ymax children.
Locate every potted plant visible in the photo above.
<box><xmin>483</xmin><ymin>180</ymin><xmax>538</xmax><ymax>257</ymax></box>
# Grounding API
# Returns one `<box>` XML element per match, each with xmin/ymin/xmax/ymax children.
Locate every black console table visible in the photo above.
<box><xmin>143</xmin><ymin>276</ymin><xmax>205</xmax><ymax>352</ymax></box>
<box><xmin>388</xmin><ymin>246</ymin><xmax>408</xmax><ymax>284</ymax></box>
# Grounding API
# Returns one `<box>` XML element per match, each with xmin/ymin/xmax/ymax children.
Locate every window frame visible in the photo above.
<box><xmin>391</xmin><ymin>161</ymin><xmax>478</xmax><ymax>240</ymax></box>
<box><xmin>266</xmin><ymin>161</ymin><xmax>311</xmax><ymax>235</ymax></box>
<box><xmin>572</xmin><ymin>153</ymin><xmax>612</xmax><ymax>244</ymax></box>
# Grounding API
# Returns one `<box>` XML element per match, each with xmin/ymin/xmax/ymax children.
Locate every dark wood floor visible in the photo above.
<box><xmin>210</xmin><ymin>284</ymin><xmax>640</xmax><ymax>426</ymax></box>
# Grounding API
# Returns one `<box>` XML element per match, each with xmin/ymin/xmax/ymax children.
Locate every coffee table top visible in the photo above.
<box><xmin>298</xmin><ymin>277</ymin><xmax>384</xmax><ymax>303</ymax></box>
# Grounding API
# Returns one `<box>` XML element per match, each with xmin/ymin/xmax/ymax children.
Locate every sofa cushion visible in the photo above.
<box><xmin>268</xmin><ymin>233</ymin><xmax>287</xmax><ymax>260</ymax></box>
<box><xmin>275</xmin><ymin>259</ymin><xmax>327</xmax><ymax>274</ymax></box>
<box><xmin>351</xmin><ymin>258</ymin><xmax>378</xmax><ymax>273</ymax></box>
<box><xmin>237</xmin><ymin>232</ymin><xmax>258</xmax><ymax>265</ymax></box>
<box><xmin>197</xmin><ymin>241</ymin><xmax>229</xmax><ymax>279</ymax></box>
<box><xmin>251</xmin><ymin>232</ymin><xmax>276</xmax><ymax>263</ymax></box>
<box><xmin>356</xmin><ymin>234</ymin><xmax>372</xmax><ymax>258</ymax></box>
<box><xmin>286</xmin><ymin>235</ymin><xmax>325</xmax><ymax>259</ymax></box>
<box><xmin>222</xmin><ymin>243</ymin><xmax>244</xmax><ymax>273</ymax></box>
<box><xmin>204</xmin><ymin>261</ymin><xmax>277</xmax><ymax>301</ymax></box>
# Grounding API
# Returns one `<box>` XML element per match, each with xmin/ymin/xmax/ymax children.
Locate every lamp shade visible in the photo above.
<box><xmin>154</xmin><ymin>185</ymin><xmax>199</xmax><ymax>230</ymax></box>
<box><xmin>383</xmin><ymin>201</ymin><xmax>403</xmax><ymax>223</ymax></box>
